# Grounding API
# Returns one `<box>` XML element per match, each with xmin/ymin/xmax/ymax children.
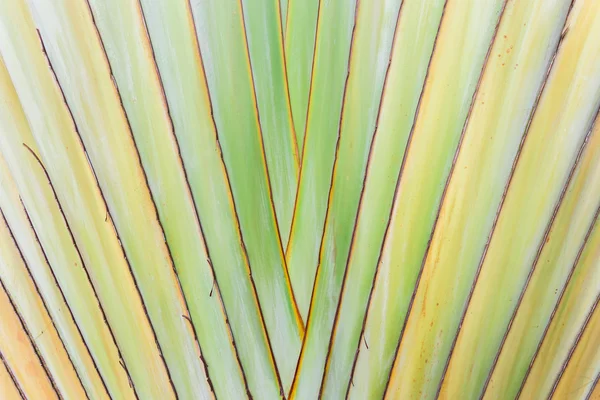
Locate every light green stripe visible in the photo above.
<box><xmin>189</xmin><ymin>0</ymin><xmax>304</xmax><ymax>393</ymax></box>
<box><xmin>284</xmin><ymin>0</ymin><xmax>319</xmax><ymax>152</ymax></box>
<box><xmin>289</xmin><ymin>0</ymin><xmax>402</xmax><ymax>398</ymax></box>
<box><xmin>285</xmin><ymin>0</ymin><xmax>357</xmax><ymax>325</ymax></box>
<box><xmin>240</xmin><ymin>0</ymin><xmax>299</xmax><ymax>249</ymax></box>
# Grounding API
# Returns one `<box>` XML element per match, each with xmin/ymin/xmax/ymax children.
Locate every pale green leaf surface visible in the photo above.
<box><xmin>0</xmin><ymin>1</ymin><xmax>598</xmax><ymax>398</ymax></box>
<box><xmin>140</xmin><ymin>0</ymin><xmax>288</xmax><ymax>396</ymax></box>
<box><xmin>285</xmin><ymin>0</ymin><xmax>358</xmax><ymax>326</ymax></box>
<box><xmin>85</xmin><ymin>0</ymin><xmax>248</xmax><ymax>397</ymax></box>
<box><xmin>289</xmin><ymin>0</ymin><xmax>403</xmax><ymax>398</ymax></box>
<box><xmin>189</xmin><ymin>0</ymin><xmax>304</xmax><ymax>393</ymax></box>
<box><xmin>240</xmin><ymin>0</ymin><xmax>300</xmax><ymax>249</ymax></box>
<box><xmin>325</xmin><ymin>1</ymin><xmax>446</xmax><ymax>397</ymax></box>
<box><xmin>284</xmin><ymin>0</ymin><xmax>319</xmax><ymax>152</ymax></box>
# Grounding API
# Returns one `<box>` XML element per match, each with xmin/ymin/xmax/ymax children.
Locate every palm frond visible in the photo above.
<box><xmin>0</xmin><ymin>0</ymin><xmax>599</xmax><ymax>399</ymax></box>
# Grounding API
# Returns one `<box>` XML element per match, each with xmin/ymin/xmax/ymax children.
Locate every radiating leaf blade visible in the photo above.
<box><xmin>285</xmin><ymin>0</ymin><xmax>358</xmax><ymax>325</ymax></box>
<box><xmin>240</xmin><ymin>0</ymin><xmax>300</xmax><ymax>249</ymax></box>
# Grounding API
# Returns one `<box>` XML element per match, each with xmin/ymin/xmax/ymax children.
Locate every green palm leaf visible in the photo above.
<box><xmin>0</xmin><ymin>0</ymin><xmax>599</xmax><ymax>399</ymax></box>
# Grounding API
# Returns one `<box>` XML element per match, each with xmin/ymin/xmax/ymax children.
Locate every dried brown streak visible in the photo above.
<box><xmin>342</xmin><ymin>3</ymin><xmax>449</xmax><ymax>396</ymax></box>
<box><xmin>35</xmin><ymin>29</ymin><xmax>176</xmax><ymax>399</ymax></box>
<box><xmin>317</xmin><ymin>0</ymin><xmax>405</xmax><ymax>396</ymax></box>
<box><xmin>238</xmin><ymin>0</ymin><xmax>304</xmax><ymax>340</ymax></box>
<box><xmin>0</xmin><ymin>215</ymin><xmax>61</xmax><ymax>399</ymax></box>
<box><xmin>284</xmin><ymin>0</ymin><xmax>322</xmax><ymax>257</ymax></box>
<box><xmin>514</xmin><ymin>169</ymin><xmax>600</xmax><ymax>398</ymax></box>
<box><xmin>547</xmin><ymin>293</ymin><xmax>600</xmax><ymax>399</ymax></box>
<box><xmin>0</xmin><ymin>348</ymin><xmax>26</xmax><ymax>400</ymax></box>
<box><xmin>20</xmin><ymin>141</ymin><xmax>139</xmax><ymax>400</ymax></box>
<box><xmin>584</xmin><ymin>371</ymin><xmax>600</xmax><ymax>400</ymax></box>
<box><xmin>0</xmin><ymin>207</ymin><xmax>91</xmax><ymax>400</ymax></box>
<box><xmin>186</xmin><ymin>2</ymin><xmax>279</xmax><ymax>398</ymax></box>
<box><xmin>287</xmin><ymin>0</ymin><xmax>360</xmax><ymax>396</ymax></box>
<box><xmin>476</xmin><ymin>19</ymin><xmax>586</xmax><ymax>396</ymax></box>
<box><xmin>18</xmin><ymin>198</ymin><xmax>112</xmax><ymax>400</ymax></box>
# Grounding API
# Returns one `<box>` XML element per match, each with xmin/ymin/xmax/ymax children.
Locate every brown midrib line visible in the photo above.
<box><xmin>36</xmin><ymin>27</ymin><xmax>177</xmax><ymax>399</ymax></box>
